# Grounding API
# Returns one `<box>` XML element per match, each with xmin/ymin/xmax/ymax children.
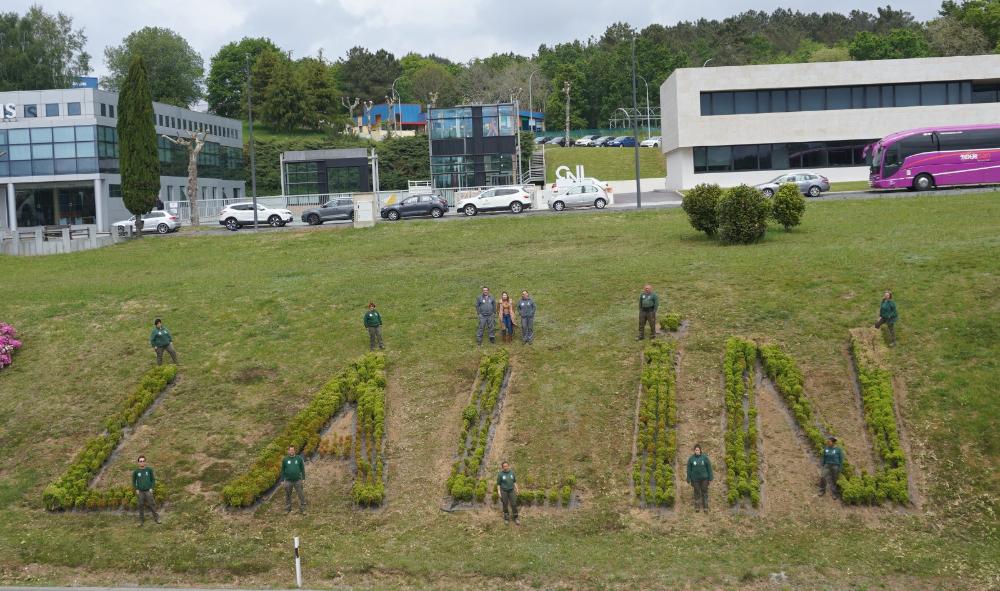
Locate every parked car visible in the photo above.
<box><xmin>754</xmin><ymin>172</ymin><xmax>831</xmax><ymax>197</ymax></box>
<box><xmin>218</xmin><ymin>202</ymin><xmax>294</xmax><ymax>229</ymax></box>
<box><xmin>456</xmin><ymin>186</ymin><xmax>532</xmax><ymax>216</ymax></box>
<box><xmin>548</xmin><ymin>183</ymin><xmax>612</xmax><ymax>211</ymax></box>
<box><xmin>607</xmin><ymin>136</ymin><xmax>637</xmax><ymax>147</ymax></box>
<box><xmin>113</xmin><ymin>210</ymin><xmax>181</xmax><ymax>234</ymax></box>
<box><xmin>591</xmin><ymin>136</ymin><xmax>613</xmax><ymax>147</ymax></box>
<box><xmin>640</xmin><ymin>136</ymin><xmax>662</xmax><ymax>147</ymax></box>
<box><xmin>551</xmin><ymin>176</ymin><xmax>607</xmax><ymax>196</ymax></box>
<box><xmin>574</xmin><ymin>135</ymin><xmax>600</xmax><ymax>146</ymax></box>
<box><xmin>301</xmin><ymin>197</ymin><xmax>354</xmax><ymax>225</ymax></box>
<box><xmin>380</xmin><ymin>193</ymin><xmax>449</xmax><ymax>221</ymax></box>
<box><xmin>546</xmin><ymin>136</ymin><xmax>568</xmax><ymax>146</ymax></box>
<box><xmin>533</xmin><ymin>136</ymin><xmax>551</xmax><ymax>145</ymax></box>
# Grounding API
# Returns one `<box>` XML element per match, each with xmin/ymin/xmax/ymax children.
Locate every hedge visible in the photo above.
<box><xmin>717</xmin><ymin>184</ymin><xmax>771</xmax><ymax>245</ymax></box>
<box><xmin>352</xmin><ymin>359</ymin><xmax>388</xmax><ymax>506</ymax></box>
<box><xmin>659</xmin><ymin>312</ymin><xmax>683</xmax><ymax>332</ymax></box>
<box><xmin>446</xmin><ymin>349</ymin><xmax>509</xmax><ymax>502</ymax></box>
<box><xmin>42</xmin><ymin>364</ymin><xmax>177</xmax><ymax>511</ymax></box>
<box><xmin>770</xmin><ymin>183</ymin><xmax>806</xmax><ymax>230</ymax></box>
<box><xmin>221</xmin><ymin>353</ymin><xmax>385</xmax><ymax>508</ymax></box>
<box><xmin>633</xmin><ymin>340</ymin><xmax>678</xmax><ymax>507</ymax></box>
<box><xmin>681</xmin><ymin>183</ymin><xmax>722</xmax><ymax>236</ymax></box>
<box><xmin>723</xmin><ymin>337</ymin><xmax>761</xmax><ymax>507</ymax></box>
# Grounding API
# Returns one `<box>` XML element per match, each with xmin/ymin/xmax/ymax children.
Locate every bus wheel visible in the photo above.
<box><xmin>913</xmin><ymin>174</ymin><xmax>934</xmax><ymax>191</ymax></box>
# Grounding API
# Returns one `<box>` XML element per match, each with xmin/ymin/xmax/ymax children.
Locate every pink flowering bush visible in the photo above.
<box><xmin>0</xmin><ymin>324</ymin><xmax>22</xmax><ymax>369</ymax></box>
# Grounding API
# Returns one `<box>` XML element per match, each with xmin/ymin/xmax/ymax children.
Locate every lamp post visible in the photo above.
<box><xmin>631</xmin><ymin>36</ymin><xmax>641</xmax><ymax>208</ymax></box>
<box><xmin>245</xmin><ymin>54</ymin><xmax>259</xmax><ymax>231</ymax></box>
<box><xmin>702</xmin><ymin>58</ymin><xmax>713</xmax><ymax>67</ymax></box>
<box><xmin>390</xmin><ymin>76</ymin><xmax>403</xmax><ymax>132</ymax></box>
<box><xmin>637</xmin><ymin>75</ymin><xmax>651</xmax><ymax>140</ymax></box>
<box><xmin>528</xmin><ymin>69</ymin><xmax>538</xmax><ymax>132</ymax></box>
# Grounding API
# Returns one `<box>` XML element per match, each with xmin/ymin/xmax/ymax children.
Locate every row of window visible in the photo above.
<box><xmin>285</xmin><ymin>162</ymin><xmax>364</xmax><ymax>195</ymax></box>
<box><xmin>431</xmin><ymin>154</ymin><xmax>515</xmax><ymax>188</ymax></box>
<box><xmin>429</xmin><ymin>105</ymin><xmax>518</xmax><ymax>140</ymax></box>
<box><xmin>15</xmin><ymin>102</ymin><xmax>83</xmax><ymax>118</ymax></box>
<box><xmin>5</xmin><ymin>102</ymin><xmax>239</xmax><ymax>139</ymax></box>
<box><xmin>700</xmin><ymin>81</ymin><xmax>1000</xmax><ymax>116</ymax></box>
<box><xmin>693</xmin><ymin>139</ymin><xmax>876</xmax><ymax>173</ymax></box>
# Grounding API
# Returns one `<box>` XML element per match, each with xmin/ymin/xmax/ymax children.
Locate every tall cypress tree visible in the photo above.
<box><xmin>117</xmin><ymin>55</ymin><xmax>160</xmax><ymax>234</ymax></box>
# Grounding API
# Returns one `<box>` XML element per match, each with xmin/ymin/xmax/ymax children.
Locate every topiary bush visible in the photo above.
<box><xmin>717</xmin><ymin>185</ymin><xmax>771</xmax><ymax>244</ymax></box>
<box><xmin>681</xmin><ymin>183</ymin><xmax>722</xmax><ymax>236</ymax></box>
<box><xmin>771</xmin><ymin>183</ymin><xmax>806</xmax><ymax>230</ymax></box>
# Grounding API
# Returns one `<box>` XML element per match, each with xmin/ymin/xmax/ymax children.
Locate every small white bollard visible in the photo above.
<box><xmin>294</xmin><ymin>536</ymin><xmax>302</xmax><ymax>588</ymax></box>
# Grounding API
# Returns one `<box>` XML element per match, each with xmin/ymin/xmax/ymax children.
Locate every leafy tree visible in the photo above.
<box><xmin>104</xmin><ymin>27</ymin><xmax>204</xmax><ymax>107</ymax></box>
<box><xmin>717</xmin><ymin>185</ymin><xmax>771</xmax><ymax>244</ymax></box>
<box><xmin>682</xmin><ymin>183</ymin><xmax>722</xmax><ymax>236</ymax></box>
<box><xmin>926</xmin><ymin>15</ymin><xmax>992</xmax><ymax>55</ymax></box>
<box><xmin>117</xmin><ymin>56</ymin><xmax>160</xmax><ymax>235</ymax></box>
<box><xmin>808</xmin><ymin>45</ymin><xmax>852</xmax><ymax>62</ymax></box>
<box><xmin>405</xmin><ymin>61</ymin><xmax>459</xmax><ymax>106</ymax></box>
<box><xmin>259</xmin><ymin>58</ymin><xmax>307</xmax><ymax>132</ymax></box>
<box><xmin>297</xmin><ymin>56</ymin><xmax>340</xmax><ymax>129</ymax></box>
<box><xmin>940</xmin><ymin>0</ymin><xmax>1000</xmax><ymax>46</ymax></box>
<box><xmin>0</xmin><ymin>6</ymin><xmax>90</xmax><ymax>91</ymax></box>
<box><xmin>849</xmin><ymin>28</ymin><xmax>931</xmax><ymax>60</ymax></box>
<box><xmin>249</xmin><ymin>48</ymin><xmax>284</xmax><ymax>106</ymax></box>
<box><xmin>770</xmin><ymin>183</ymin><xmax>806</xmax><ymax>230</ymax></box>
<box><xmin>337</xmin><ymin>46</ymin><xmax>401</xmax><ymax>101</ymax></box>
<box><xmin>376</xmin><ymin>135</ymin><xmax>429</xmax><ymax>190</ymax></box>
<box><xmin>206</xmin><ymin>37</ymin><xmax>280</xmax><ymax>117</ymax></box>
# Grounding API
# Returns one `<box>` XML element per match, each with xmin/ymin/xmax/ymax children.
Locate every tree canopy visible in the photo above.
<box><xmin>103</xmin><ymin>27</ymin><xmax>204</xmax><ymax>107</ymax></box>
<box><xmin>207</xmin><ymin>37</ymin><xmax>280</xmax><ymax>118</ymax></box>
<box><xmin>0</xmin><ymin>6</ymin><xmax>90</xmax><ymax>91</ymax></box>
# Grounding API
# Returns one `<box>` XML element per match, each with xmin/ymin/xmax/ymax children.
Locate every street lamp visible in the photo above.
<box><xmin>390</xmin><ymin>76</ymin><xmax>403</xmax><ymax>132</ymax></box>
<box><xmin>528</xmin><ymin>69</ymin><xmax>539</xmax><ymax>131</ymax></box>
<box><xmin>702</xmin><ymin>58</ymin><xmax>713</xmax><ymax>67</ymax></box>
<box><xmin>637</xmin><ymin>75</ymin><xmax>651</xmax><ymax>140</ymax></box>
<box><xmin>631</xmin><ymin>36</ymin><xmax>641</xmax><ymax>209</ymax></box>
<box><xmin>244</xmin><ymin>54</ymin><xmax>259</xmax><ymax>231</ymax></box>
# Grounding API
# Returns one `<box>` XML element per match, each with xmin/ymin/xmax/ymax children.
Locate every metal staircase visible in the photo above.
<box><xmin>520</xmin><ymin>149</ymin><xmax>546</xmax><ymax>185</ymax></box>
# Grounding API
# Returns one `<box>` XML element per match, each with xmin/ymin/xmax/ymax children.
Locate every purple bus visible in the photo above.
<box><xmin>868</xmin><ymin>124</ymin><xmax>1000</xmax><ymax>190</ymax></box>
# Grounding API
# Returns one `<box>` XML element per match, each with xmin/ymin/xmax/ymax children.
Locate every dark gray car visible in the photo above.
<box><xmin>754</xmin><ymin>172</ymin><xmax>831</xmax><ymax>197</ymax></box>
<box><xmin>301</xmin><ymin>197</ymin><xmax>354</xmax><ymax>225</ymax></box>
<box><xmin>380</xmin><ymin>193</ymin><xmax>449</xmax><ymax>221</ymax></box>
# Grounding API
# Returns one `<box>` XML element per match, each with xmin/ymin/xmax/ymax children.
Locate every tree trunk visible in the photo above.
<box><xmin>187</xmin><ymin>153</ymin><xmax>200</xmax><ymax>226</ymax></box>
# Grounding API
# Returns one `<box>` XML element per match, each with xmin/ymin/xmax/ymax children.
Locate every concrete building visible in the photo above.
<box><xmin>1</xmin><ymin>87</ymin><xmax>244</xmax><ymax>232</ymax></box>
<box><xmin>659</xmin><ymin>55</ymin><xmax>1000</xmax><ymax>190</ymax></box>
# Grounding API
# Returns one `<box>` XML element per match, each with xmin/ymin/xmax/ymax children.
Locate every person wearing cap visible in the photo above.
<box><xmin>874</xmin><ymin>290</ymin><xmax>898</xmax><ymax>346</ymax></box>
<box><xmin>149</xmin><ymin>318</ymin><xmax>178</xmax><ymax>365</ymax></box>
<box><xmin>637</xmin><ymin>284</ymin><xmax>660</xmax><ymax>341</ymax></box>
<box><xmin>685</xmin><ymin>444</ymin><xmax>713</xmax><ymax>512</ymax></box>
<box><xmin>363</xmin><ymin>302</ymin><xmax>384</xmax><ymax>351</ymax></box>
<box><xmin>819</xmin><ymin>436</ymin><xmax>844</xmax><ymax>499</ymax></box>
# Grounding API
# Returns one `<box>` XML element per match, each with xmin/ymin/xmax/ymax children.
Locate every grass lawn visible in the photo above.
<box><xmin>830</xmin><ymin>180</ymin><xmax>871</xmax><ymax>192</ymax></box>
<box><xmin>543</xmin><ymin>145</ymin><xmax>665</xmax><ymax>181</ymax></box>
<box><xmin>0</xmin><ymin>194</ymin><xmax>998</xmax><ymax>589</ymax></box>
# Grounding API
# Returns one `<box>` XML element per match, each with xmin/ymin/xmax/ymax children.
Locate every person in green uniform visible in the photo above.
<box><xmin>818</xmin><ymin>437</ymin><xmax>844</xmax><ymax>499</ymax></box>
<box><xmin>638</xmin><ymin>284</ymin><xmax>660</xmax><ymax>340</ymax></box>
<box><xmin>281</xmin><ymin>445</ymin><xmax>306</xmax><ymax>514</ymax></box>
<box><xmin>496</xmin><ymin>461</ymin><xmax>519</xmax><ymax>524</ymax></box>
<box><xmin>364</xmin><ymin>302</ymin><xmax>384</xmax><ymax>351</ymax></box>
<box><xmin>686</xmin><ymin>444</ymin><xmax>713</xmax><ymax>512</ymax></box>
<box><xmin>149</xmin><ymin>318</ymin><xmax>178</xmax><ymax>365</ymax></box>
<box><xmin>875</xmin><ymin>290</ymin><xmax>898</xmax><ymax>345</ymax></box>
<box><xmin>132</xmin><ymin>455</ymin><xmax>160</xmax><ymax>525</ymax></box>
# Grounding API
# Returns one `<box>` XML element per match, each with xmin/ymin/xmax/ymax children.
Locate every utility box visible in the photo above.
<box><xmin>353</xmin><ymin>193</ymin><xmax>377</xmax><ymax>228</ymax></box>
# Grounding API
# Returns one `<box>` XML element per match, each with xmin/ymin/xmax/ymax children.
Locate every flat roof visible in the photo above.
<box><xmin>282</xmin><ymin>148</ymin><xmax>368</xmax><ymax>162</ymax></box>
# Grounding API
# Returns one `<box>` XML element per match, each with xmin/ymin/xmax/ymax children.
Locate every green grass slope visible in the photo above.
<box><xmin>0</xmin><ymin>194</ymin><xmax>997</xmax><ymax>589</ymax></box>
<box><xmin>543</xmin><ymin>145</ymin><xmax>665</xmax><ymax>181</ymax></box>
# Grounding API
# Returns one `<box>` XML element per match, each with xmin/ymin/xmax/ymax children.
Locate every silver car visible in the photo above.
<box><xmin>548</xmin><ymin>183</ymin><xmax>611</xmax><ymax>211</ymax></box>
<box><xmin>113</xmin><ymin>210</ymin><xmax>181</xmax><ymax>234</ymax></box>
<box><xmin>755</xmin><ymin>172</ymin><xmax>831</xmax><ymax>198</ymax></box>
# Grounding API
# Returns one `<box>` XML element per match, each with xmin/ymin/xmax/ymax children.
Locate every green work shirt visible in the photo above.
<box><xmin>133</xmin><ymin>467</ymin><xmax>155</xmax><ymax>491</ymax></box>
<box><xmin>686</xmin><ymin>454</ymin><xmax>713</xmax><ymax>482</ymax></box>
<box><xmin>364</xmin><ymin>310</ymin><xmax>382</xmax><ymax>327</ymax></box>
<box><xmin>639</xmin><ymin>292</ymin><xmax>659</xmax><ymax>311</ymax></box>
<box><xmin>880</xmin><ymin>300</ymin><xmax>898</xmax><ymax>323</ymax></box>
<box><xmin>822</xmin><ymin>446</ymin><xmax>844</xmax><ymax>467</ymax></box>
<box><xmin>150</xmin><ymin>327</ymin><xmax>172</xmax><ymax>347</ymax></box>
<box><xmin>497</xmin><ymin>469</ymin><xmax>516</xmax><ymax>491</ymax></box>
<box><xmin>281</xmin><ymin>454</ymin><xmax>305</xmax><ymax>482</ymax></box>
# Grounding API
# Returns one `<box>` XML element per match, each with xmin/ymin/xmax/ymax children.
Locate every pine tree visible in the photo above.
<box><xmin>117</xmin><ymin>55</ymin><xmax>160</xmax><ymax>235</ymax></box>
<box><xmin>259</xmin><ymin>58</ymin><xmax>307</xmax><ymax>131</ymax></box>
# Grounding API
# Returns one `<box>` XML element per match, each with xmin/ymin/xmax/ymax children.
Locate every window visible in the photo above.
<box><xmin>53</xmin><ymin>127</ymin><xmax>75</xmax><ymax>142</ymax></box>
<box><xmin>233</xmin><ymin>188</ymin><xmax>240</xmax><ymax>199</ymax></box>
<box><xmin>851</xmin><ymin>87</ymin><xmax>865</xmax><ymax>109</ymax></box>
<box><xmin>54</xmin><ymin>143</ymin><xmax>75</xmax><ymax>159</ymax></box>
<box><xmin>109</xmin><ymin>105</ymin><xmax>115</xmax><ymax>118</ymax></box>
<box><xmin>731</xmin><ymin>145</ymin><xmax>758</xmax><ymax>170</ymax></box>
<box><xmin>865</xmin><ymin>86</ymin><xmax>881</xmax><ymax>108</ymax></box>
<box><xmin>881</xmin><ymin>85</ymin><xmax>894</xmax><ymax>108</ymax></box>
<box><xmin>972</xmin><ymin>83</ymin><xmax>1000</xmax><ymax>103</ymax></box>
<box><xmin>166</xmin><ymin>186</ymin><xmax>173</xmax><ymax>200</ymax></box>
<box><xmin>286</xmin><ymin>162</ymin><xmax>320</xmax><ymax>195</ymax></box>
<box><xmin>771</xmin><ymin>90</ymin><xmax>786</xmax><ymax>112</ymax></box>
<box><xmin>100</xmin><ymin>104</ymin><xmax>107</xmax><ymax>117</ymax></box>
<box><xmin>826</xmin><ymin>87</ymin><xmax>851</xmax><ymax>110</ymax></box>
<box><xmin>693</xmin><ymin>138</ymin><xmax>878</xmax><ymax>173</ymax></box>
<box><xmin>24</xmin><ymin>105</ymin><xmax>38</xmax><ymax>118</ymax></box>
<box><xmin>700</xmin><ymin>94</ymin><xmax>711</xmax><ymax>115</ymax></box>
<box><xmin>693</xmin><ymin>147</ymin><xmax>707</xmax><ymax>172</ymax></box>
<box><xmin>158</xmin><ymin>114</ymin><xmax>164</xmax><ymax>126</ymax></box>
<box><xmin>706</xmin><ymin>146</ymin><xmax>731</xmax><ymax>171</ymax></box>
<box><xmin>895</xmin><ymin>84</ymin><xmax>919</xmax><ymax>107</ymax></box>
<box><xmin>801</xmin><ymin>88</ymin><xmax>825</xmax><ymax>111</ymax></box>
<box><xmin>711</xmin><ymin>92</ymin><xmax>734</xmax><ymax>116</ymax></box>
<box><xmin>45</xmin><ymin>103</ymin><xmax>60</xmax><ymax>117</ymax></box>
<box><xmin>31</xmin><ymin>128</ymin><xmax>53</xmax><ymax>143</ymax></box>
<box><xmin>67</xmin><ymin>102</ymin><xmax>81</xmax><ymax>116</ymax></box>
<box><xmin>921</xmin><ymin>83</ymin><xmax>947</xmax><ymax>106</ymax></box>
<box><xmin>75</xmin><ymin>126</ymin><xmax>95</xmax><ymax>141</ymax></box>
<box><xmin>756</xmin><ymin>90</ymin><xmax>771</xmax><ymax>113</ymax></box>
<box><xmin>734</xmin><ymin>91</ymin><xmax>756</xmax><ymax>114</ymax></box>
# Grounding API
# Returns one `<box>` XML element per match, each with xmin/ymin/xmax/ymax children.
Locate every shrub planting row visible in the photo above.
<box><xmin>491</xmin><ymin>475</ymin><xmax>576</xmax><ymax>508</ymax></box>
<box><xmin>632</xmin><ymin>340</ymin><xmax>678</xmax><ymax>507</ymax></box>
<box><xmin>658</xmin><ymin>312</ymin><xmax>683</xmax><ymax>333</ymax></box>
<box><xmin>0</xmin><ymin>323</ymin><xmax>23</xmax><ymax>370</ymax></box>
<box><xmin>842</xmin><ymin>332</ymin><xmax>908</xmax><ymax>505</ymax></box>
<box><xmin>723</xmin><ymin>338</ymin><xmax>761</xmax><ymax>507</ymax></box>
<box><xmin>352</xmin><ymin>366</ymin><xmax>387</xmax><ymax>506</ymax></box>
<box><xmin>446</xmin><ymin>349</ymin><xmax>509</xmax><ymax>502</ymax></box>
<box><xmin>42</xmin><ymin>364</ymin><xmax>177</xmax><ymax>511</ymax></box>
<box><xmin>221</xmin><ymin>353</ymin><xmax>386</xmax><ymax>508</ymax></box>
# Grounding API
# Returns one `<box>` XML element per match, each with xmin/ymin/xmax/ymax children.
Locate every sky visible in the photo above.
<box><xmin>12</xmin><ymin>0</ymin><xmax>946</xmax><ymax>79</ymax></box>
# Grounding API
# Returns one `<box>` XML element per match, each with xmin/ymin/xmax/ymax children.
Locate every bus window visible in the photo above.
<box><xmin>882</xmin><ymin>145</ymin><xmax>903</xmax><ymax>177</ymax></box>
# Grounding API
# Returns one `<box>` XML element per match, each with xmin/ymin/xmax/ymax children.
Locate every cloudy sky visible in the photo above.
<box><xmin>13</xmin><ymin>0</ymin><xmax>945</xmax><ymax>77</ymax></box>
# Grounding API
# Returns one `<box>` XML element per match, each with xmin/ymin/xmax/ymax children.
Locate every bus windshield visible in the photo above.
<box><xmin>869</xmin><ymin>145</ymin><xmax>883</xmax><ymax>175</ymax></box>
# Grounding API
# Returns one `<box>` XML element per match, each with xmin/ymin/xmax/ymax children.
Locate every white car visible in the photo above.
<box><xmin>640</xmin><ymin>136</ymin><xmax>662</xmax><ymax>147</ymax></box>
<box><xmin>548</xmin><ymin>183</ymin><xmax>612</xmax><ymax>211</ymax></box>
<box><xmin>113</xmin><ymin>210</ymin><xmax>181</xmax><ymax>235</ymax></box>
<box><xmin>551</xmin><ymin>177</ymin><xmax>608</xmax><ymax>196</ymax></box>
<box><xmin>574</xmin><ymin>135</ymin><xmax>600</xmax><ymax>146</ymax></box>
<box><xmin>218</xmin><ymin>202</ymin><xmax>294</xmax><ymax>229</ymax></box>
<box><xmin>457</xmin><ymin>187</ymin><xmax>533</xmax><ymax>216</ymax></box>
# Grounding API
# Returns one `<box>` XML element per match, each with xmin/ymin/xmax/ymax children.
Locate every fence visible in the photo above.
<box><xmin>532</xmin><ymin>128</ymin><xmax>662</xmax><ymax>140</ymax></box>
<box><xmin>1</xmin><ymin>225</ymin><xmax>121</xmax><ymax>256</ymax></box>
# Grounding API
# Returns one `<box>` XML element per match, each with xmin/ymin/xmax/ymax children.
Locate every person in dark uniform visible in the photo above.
<box><xmin>281</xmin><ymin>445</ymin><xmax>306</xmax><ymax>514</ymax></box>
<box><xmin>133</xmin><ymin>455</ymin><xmax>160</xmax><ymax>525</ymax></box>
<box><xmin>496</xmin><ymin>461</ymin><xmax>519</xmax><ymax>524</ymax></box>
<box><xmin>363</xmin><ymin>302</ymin><xmax>384</xmax><ymax>351</ymax></box>
<box><xmin>685</xmin><ymin>444</ymin><xmax>713</xmax><ymax>512</ymax></box>
<box><xmin>517</xmin><ymin>290</ymin><xmax>536</xmax><ymax>344</ymax></box>
<box><xmin>875</xmin><ymin>290</ymin><xmax>898</xmax><ymax>345</ymax></box>
<box><xmin>638</xmin><ymin>284</ymin><xmax>660</xmax><ymax>340</ymax></box>
<box><xmin>476</xmin><ymin>287</ymin><xmax>497</xmax><ymax>345</ymax></box>
<box><xmin>819</xmin><ymin>437</ymin><xmax>844</xmax><ymax>499</ymax></box>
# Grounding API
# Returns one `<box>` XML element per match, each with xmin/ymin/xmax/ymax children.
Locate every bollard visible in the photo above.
<box><xmin>294</xmin><ymin>536</ymin><xmax>302</xmax><ymax>588</ymax></box>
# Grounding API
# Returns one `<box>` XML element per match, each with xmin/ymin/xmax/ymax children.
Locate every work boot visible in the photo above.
<box><xmin>489</xmin><ymin>337</ymin><xmax>495</xmax><ymax>344</ymax></box>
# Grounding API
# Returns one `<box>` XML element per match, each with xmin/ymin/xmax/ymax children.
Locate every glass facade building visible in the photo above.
<box><xmin>1</xmin><ymin>87</ymin><xmax>245</xmax><ymax>232</ymax></box>
<box><xmin>428</xmin><ymin>104</ymin><xmax>519</xmax><ymax>189</ymax></box>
